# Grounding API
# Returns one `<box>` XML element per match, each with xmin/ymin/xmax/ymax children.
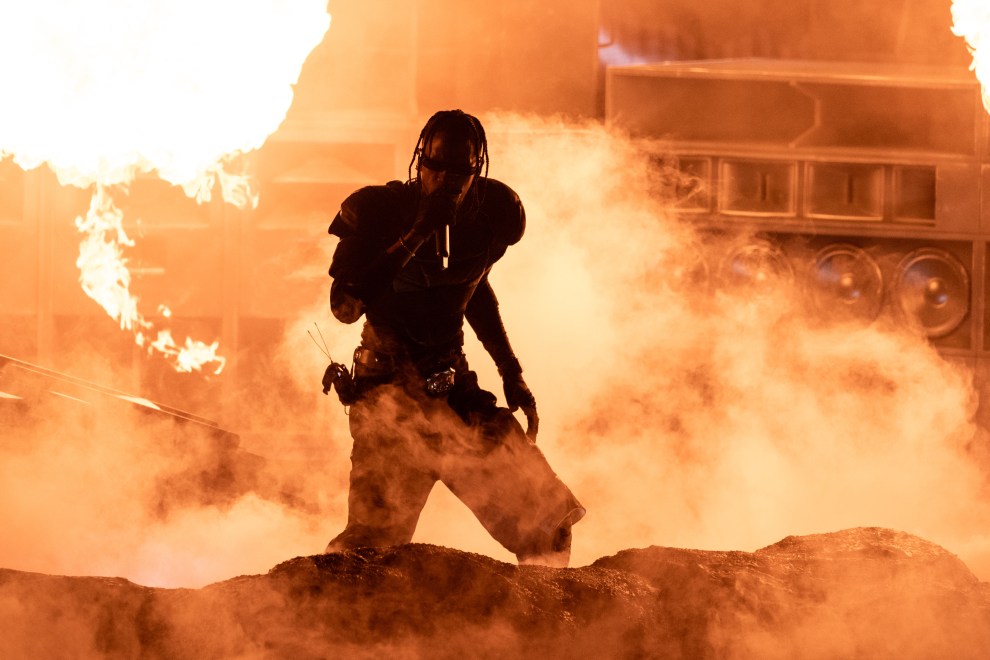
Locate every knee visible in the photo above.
<box><xmin>552</xmin><ymin>524</ymin><xmax>572</xmax><ymax>554</ymax></box>
<box><xmin>516</xmin><ymin>522</ymin><xmax>574</xmax><ymax>569</ymax></box>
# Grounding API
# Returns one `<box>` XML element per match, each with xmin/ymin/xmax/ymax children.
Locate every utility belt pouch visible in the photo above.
<box><xmin>446</xmin><ymin>369</ymin><xmax>498</xmax><ymax>424</ymax></box>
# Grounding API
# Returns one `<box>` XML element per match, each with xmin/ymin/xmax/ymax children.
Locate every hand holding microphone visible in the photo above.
<box><xmin>407</xmin><ymin>187</ymin><xmax>458</xmax><ymax>267</ymax></box>
<box><xmin>411</xmin><ymin>186</ymin><xmax>458</xmax><ymax>239</ymax></box>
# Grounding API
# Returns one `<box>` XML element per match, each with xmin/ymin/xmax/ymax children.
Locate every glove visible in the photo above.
<box><xmin>503</xmin><ymin>372</ymin><xmax>539</xmax><ymax>440</ymax></box>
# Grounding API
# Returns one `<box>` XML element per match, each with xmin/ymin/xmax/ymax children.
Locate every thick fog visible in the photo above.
<box><xmin>1</xmin><ymin>1</ymin><xmax>988</xmax><ymax>592</ymax></box>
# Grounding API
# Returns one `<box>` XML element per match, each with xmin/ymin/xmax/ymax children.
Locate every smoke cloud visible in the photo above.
<box><xmin>261</xmin><ymin>111</ymin><xmax>990</xmax><ymax>581</ymax></box>
<box><xmin>1</xmin><ymin>113</ymin><xmax>988</xmax><ymax>592</ymax></box>
<box><xmin>463</xmin><ymin>112</ymin><xmax>990</xmax><ymax>575</ymax></box>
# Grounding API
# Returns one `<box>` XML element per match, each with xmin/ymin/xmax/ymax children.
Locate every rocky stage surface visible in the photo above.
<box><xmin>1</xmin><ymin>527</ymin><xmax>988</xmax><ymax>659</ymax></box>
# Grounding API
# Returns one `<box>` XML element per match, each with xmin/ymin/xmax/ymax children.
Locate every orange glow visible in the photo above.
<box><xmin>952</xmin><ymin>0</ymin><xmax>990</xmax><ymax>112</ymax></box>
<box><xmin>0</xmin><ymin>2</ymin><xmax>331</xmax><ymax>374</ymax></box>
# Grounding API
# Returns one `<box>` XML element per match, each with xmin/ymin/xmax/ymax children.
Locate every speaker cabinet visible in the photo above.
<box><xmin>608</xmin><ymin>59</ymin><xmax>990</xmax><ymax>359</ymax></box>
<box><xmin>607</xmin><ymin>60</ymin><xmax>983</xmax><ymax>157</ymax></box>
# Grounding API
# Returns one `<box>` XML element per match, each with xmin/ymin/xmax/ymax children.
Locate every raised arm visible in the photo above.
<box><xmin>327</xmin><ymin>184</ymin><xmax>455</xmax><ymax>323</ymax></box>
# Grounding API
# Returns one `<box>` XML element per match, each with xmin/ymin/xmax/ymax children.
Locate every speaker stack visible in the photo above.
<box><xmin>606</xmin><ymin>59</ymin><xmax>990</xmax><ymax>417</ymax></box>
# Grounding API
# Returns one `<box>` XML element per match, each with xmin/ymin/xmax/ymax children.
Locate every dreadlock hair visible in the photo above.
<box><xmin>407</xmin><ymin>109</ymin><xmax>490</xmax><ymax>184</ymax></box>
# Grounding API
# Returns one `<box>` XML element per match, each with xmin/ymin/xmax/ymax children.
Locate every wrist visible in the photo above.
<box><xmin>497</xmin><ymin>358</ymin><xmax>523</xmax><ymax>379</ymax></box>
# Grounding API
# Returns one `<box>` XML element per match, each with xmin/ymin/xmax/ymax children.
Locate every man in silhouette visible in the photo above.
<box><xmin>324</xmin><ymin>110</ymin><xmax>584</xmax><ymax>567</ymax></box>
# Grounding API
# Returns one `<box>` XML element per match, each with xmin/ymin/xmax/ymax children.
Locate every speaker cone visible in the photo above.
<box><xmin>808</xmin><ymin>243</ymin><xmax>883</xmax><ymax>323</ymax></box>
<box><xmin>891</xmin><ymin>248</ymin><xmax>969</xmax><ymax>339</ymax></box>
<box><xmin>718</xmin><ymin>239</ymin><xmax>793</xmax><ymax>293</ymax></box>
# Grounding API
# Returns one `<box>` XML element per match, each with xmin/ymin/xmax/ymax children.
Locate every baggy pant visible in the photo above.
<box><xmin>325</xmin><ymin>381</ymin><xmax>585</xmax><ymax>567</ymax></box>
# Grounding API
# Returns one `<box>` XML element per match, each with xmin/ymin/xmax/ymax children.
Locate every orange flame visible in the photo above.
<box><xmin>952</xmin><ymin>0</ymin><xmax>990</xmax><ymax>112</ymax></box>
<box><xmin>0</xmin><ymin>2</ymin><xmax>331</xmax><ymax>374</ymax></box>
<box><xmin>147</xmin><ymin>330</ymin><xmax>226</xmax><ymax>375</ymax></box>
<box><xmin>75</xmin><ymin>186</ymin><xmax>142</xmax><ymax>332</ymax></box>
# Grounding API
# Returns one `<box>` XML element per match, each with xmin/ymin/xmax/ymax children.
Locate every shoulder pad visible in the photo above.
<box><xmin>328</xmin><ymin>181</ymin><xmax>408</xmax><ymax>237</ymax></box>
<box><xmin>480</xmin><ymin>179</ymin><xmax>525</xmax><ymax>245</ymax></box>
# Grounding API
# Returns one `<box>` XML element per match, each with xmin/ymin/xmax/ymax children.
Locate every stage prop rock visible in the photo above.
<box><xmin>1</xmin><ymin>527</ymin><xmax>987</xmax><ymax>658</ymax></box>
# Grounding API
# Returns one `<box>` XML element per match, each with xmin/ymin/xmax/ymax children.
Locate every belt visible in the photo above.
<box><xmin>353</xmin><ymin>346</ymin><xmax>396</xmax><ymax>371</ymax></box>
<box><xmin>352</xmin><ymin>346</ymin><xmax>456</xmax><ymax>397</ymax></box>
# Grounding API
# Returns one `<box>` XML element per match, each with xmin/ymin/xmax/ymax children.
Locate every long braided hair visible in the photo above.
<box><xmin>407</xmin><ymin>109</ymin><xmax>490</xmax><ymax>186</ymax></box>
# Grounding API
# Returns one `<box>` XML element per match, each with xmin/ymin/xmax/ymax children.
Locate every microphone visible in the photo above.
<box><xmin>434</xmin><ymin>189</ymin><xmax>458</xmax><ymax>269</ymax></box>
<box><xmin>436</xmin><ymin>225</ymin><xmax>449</xmax><ymax>269</ymax></box>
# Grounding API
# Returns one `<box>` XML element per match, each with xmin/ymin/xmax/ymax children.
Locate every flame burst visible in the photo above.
<box><xmin>0</xmin><ymin>2</ymin><xmax>331</xmax><ymax>374</ymax></box>
<box><xmin>952</xmin><ymin>0</ymin><xmax>990</xmax><ymax>112</ymax></box>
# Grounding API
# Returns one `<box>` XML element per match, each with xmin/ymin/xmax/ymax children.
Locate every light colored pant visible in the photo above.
<box><xmin>325</xmin><ymin>382</ymin><xmax>584</xmax><ymax>567</ymax></box>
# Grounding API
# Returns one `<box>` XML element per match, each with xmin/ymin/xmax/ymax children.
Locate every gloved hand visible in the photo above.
<box><xmin>503</xmin><ymin>372</ymin><xmax>539</xmax><ymax>440</ymax></box>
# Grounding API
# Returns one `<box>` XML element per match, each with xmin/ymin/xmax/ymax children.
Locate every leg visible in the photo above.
<box><xmin>516</xmin><ymin>509</ymin><xmax>582</xmax><ymax>568</ymax></box>
<box><xmin>439</xmin><ymin>408</ymin><xmax>585</xmax><ymax>567</ymax></box>
<box><xmin>325</xmin><ymin>391</ymin><xmax>438</xmax><ymax>553</ymax></box>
